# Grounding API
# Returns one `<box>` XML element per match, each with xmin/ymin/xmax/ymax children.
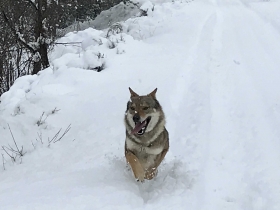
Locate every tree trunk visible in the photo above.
<box><xmin>32</xmin><ymin>60</ymin><xmax>41</xmax><ymax>75</ymax></box>
<box><xmin>40</xmin><ymin>43</ymin><xmax>50</xmax><ymax>69</ymax></box>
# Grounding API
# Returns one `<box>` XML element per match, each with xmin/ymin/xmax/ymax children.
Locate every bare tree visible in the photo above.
<box><xmin>0</xmin><ymin>0</ymin><xmax>127</xmax><ymax>96</ymax></box>
<box><xmin>1</xmin><ymin>1</ymin><xmax>57</xmax><ymax>75</ymax></box>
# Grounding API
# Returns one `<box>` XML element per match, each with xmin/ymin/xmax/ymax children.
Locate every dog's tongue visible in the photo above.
<box><xmin>131</xmin><ymin>121</ymin><xmax>147</xmax><ymax>134</ymax></box>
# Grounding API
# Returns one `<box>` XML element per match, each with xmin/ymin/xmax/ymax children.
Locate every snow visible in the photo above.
<box><xmin>140</xmin><ymin>1</ymin><xmax>154</xmax><ymax>12</ymax></box>
<box><xmin>1</xmin><ymin>0</ymin><xmax>280</xmax><ymax>209</ymax></box>
<box><xmin>58</xmin><ymin>1</ymin><xmax>141</xmax><ymax>36</ymax></box>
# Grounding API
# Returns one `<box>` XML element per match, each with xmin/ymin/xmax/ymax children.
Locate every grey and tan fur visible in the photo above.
<box><xmin>124</xmin><ymin>87</ymin><xmax>169</xmax><ymax>181</ymax></box>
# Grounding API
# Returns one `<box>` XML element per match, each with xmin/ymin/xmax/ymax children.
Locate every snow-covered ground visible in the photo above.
<box><xmin>1</xmin><ymin>0</ymin><xmax>280</xmax><ymax>209</ymax></box>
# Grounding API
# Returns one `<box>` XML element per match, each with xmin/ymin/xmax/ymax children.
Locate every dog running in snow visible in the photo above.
<box><xmin>124</xmin><ymin>87</ymin><xmax>169</xmax><ymax>181</ymax></box>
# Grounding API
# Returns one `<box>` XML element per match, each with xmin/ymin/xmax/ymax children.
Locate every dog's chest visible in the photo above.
<box><xmin>126</xmin><ymin>138</ymin><xmax>158</xmax><ymax>169</ymax></box>
<box><xmin>126</xmin><ymin>138</ymin><xmax>148</xmax><ymax>153</ymax></box>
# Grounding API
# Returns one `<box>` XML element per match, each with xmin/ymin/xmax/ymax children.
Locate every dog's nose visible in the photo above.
<box><xmin>133</xmin><ymin>114</ymin><xmax>140</xmax><ymax>122</ymax></box>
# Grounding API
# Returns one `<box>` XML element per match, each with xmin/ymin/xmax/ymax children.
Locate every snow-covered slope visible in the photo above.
<box><xmin>1</xmin><ymin>0</ymin><xmax>280</xmax><ymax>209</ymax></box>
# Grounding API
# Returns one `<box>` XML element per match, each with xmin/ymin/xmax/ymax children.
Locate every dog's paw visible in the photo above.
<box><xmin>136</xmin><ymin>173</ymin><xmax>145</xmax><ymax>182</ymax></box>
<box><xmin>145</xmin><ymin>168</ymin><xmax>158</xmax><ymax>180</ymax></box>
<box><xmin>136</xmin><ymin>178</ymin><xmax>145</xmax><ymax>183</ymax></box>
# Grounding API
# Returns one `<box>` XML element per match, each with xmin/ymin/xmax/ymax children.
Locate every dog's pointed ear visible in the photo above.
<box><xmin>129</xmin><ymin>87</ymin><xmax>139</xmax><ymax>98</ymax></box>
<box><xmin>148</xmin><ymin>88</ymin><xmax>157</xmax><ymax>98</ymax></box>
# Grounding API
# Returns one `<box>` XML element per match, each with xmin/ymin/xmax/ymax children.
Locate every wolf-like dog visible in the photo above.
<box><xmin>124</xmin><ymin>87</ymin><xmax>169</xmax><ymax>181</ymax></box>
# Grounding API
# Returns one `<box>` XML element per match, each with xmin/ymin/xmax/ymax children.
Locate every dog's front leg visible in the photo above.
<box><xmin>145</xmin><ymin>167</ymin><xmax>158</xmax><ymax>180</ymax></box>
<box><xmin>145</xmin><ymin>149</ymin><xmax>168</xmax><ymax>180</ymax></box>
<box><xmin>125</xmin><ymin>151</ymin><xmax>145</xmax><ymax>182</ymax></box>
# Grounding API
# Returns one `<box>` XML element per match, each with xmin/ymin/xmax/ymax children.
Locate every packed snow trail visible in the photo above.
<box><xmin>192</xmin><ymin>0</ymin><xmax>280</xmax><ymax>209</ymax></box>
<box><xmin>0</xmin><ymin>0</ymin><xmax>280</xmax><ymax>209</ymax></box>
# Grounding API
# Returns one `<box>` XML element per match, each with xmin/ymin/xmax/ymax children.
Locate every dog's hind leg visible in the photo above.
<box><xmin>125</xmin><ymin>151</ymin><xmax>145</xmax><ymax>182</ymax></box>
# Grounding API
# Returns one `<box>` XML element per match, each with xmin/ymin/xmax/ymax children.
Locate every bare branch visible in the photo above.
<box><xmin>53</xmin><ymin>124</ymin><xmax>71</xmax><ymax>143</ymax></box>
<box><xmin>2</xmin><ymin>154</ymin><xmax>5</xmax><ymax>170</ymax></box>
<box><xmin>7</xmin><ymin>124</ymin><xmax>20</xmax><ymax>154</ymax></box>
<box><xmin>1</xmin><ymin>11</ymin><xmax>36</xmax><ymax>53</ymax></box>
<box><xmin>7</xmin><ymin>124</ymin><xmax>25</xmax><ymax>157</ymax></box>
<box><xmin>31</xmin><ymin>140</ymin><xmax>36</xmax><ymax>149</ymax></box>
<box><xmin>2</xmin><ymin>146</ymin><xmax>16</xmax><ymax>162</ymax></box>
<box><xmin>0</xmin><ymin>0</ymin><xmax>9</xmax><ymax>9</ymax></box>
<box><xmin>51</xmin><ymin>107</ymin><xmax>60</xmax><ymax>114</ymax></box>
<box><xmin>48</xmin><ymin>124</ymin><xmax>71</xmax><ymax>146</ymax></box>
<box><xmin>25</xmin><ymin>0</ymin><xmax>38</xmax><ymax>11</ymax></box>
<box><xmin>36</xmin><ymin>112</ymin><xmax>48</xmax><ymax>126</ymax></box>
<box><xmin>54</xmin><ymin>42</ymin><xmax>82</xmax><ymax>45</ymax></box>
<box><xmin>48</xmin><ymin>128</ymin><xmax>62</xmax><ymax>145</ymax></box>
<box><xmin>36</xmin><ymin>132</ymin><xmax>43</xmax><ymax>144</ymax></box>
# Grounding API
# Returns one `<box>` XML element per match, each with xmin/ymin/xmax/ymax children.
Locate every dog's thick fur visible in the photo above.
<box><xmin>124</xmin><ymin>87</ymin><xmax>169</xmax><ymax>181</ymax></box>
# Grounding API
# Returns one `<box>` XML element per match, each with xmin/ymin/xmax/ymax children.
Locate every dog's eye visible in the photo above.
<box><xmin>130</xmin><ymin>107</ymin><xmax>135</xmax><ymax>111</ymax></box>
<box><xmin>143</xmin><ymin>107</ymin><xmax>149</xmax><ymax>110</ymax></box>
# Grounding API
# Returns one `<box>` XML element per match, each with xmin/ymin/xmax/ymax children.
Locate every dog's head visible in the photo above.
<box><xmin>125</xmin><ymin>87</ymin><xmax>163</xmax><ymax>136</ymax></box>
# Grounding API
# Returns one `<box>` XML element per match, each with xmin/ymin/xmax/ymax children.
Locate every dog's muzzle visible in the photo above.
<box><xmin>131</xmin><ymin>115</ymin><xmax>151</xmax><ymax>135</ymax></box>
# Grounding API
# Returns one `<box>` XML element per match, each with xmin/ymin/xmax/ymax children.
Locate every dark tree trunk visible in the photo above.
<box><xmin>31</xmin><ymin>0</ymin><xmax>50</xmax><ymax>74</ymax></box>
<box><xmin>40</xmin><ymin>43</ymin><xmax>50</xmax><ymax>69</ymax></box>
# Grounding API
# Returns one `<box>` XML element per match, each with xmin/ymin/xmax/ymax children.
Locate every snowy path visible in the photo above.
<box><xmin>1</xmin><ymin>0</ymin><xmax>280</xmax><ymax>209</ymax></box>
<box><xmin>189</xmin><ymin>0</ymin><xmax>280</xmax><ymax>209</ymax></box>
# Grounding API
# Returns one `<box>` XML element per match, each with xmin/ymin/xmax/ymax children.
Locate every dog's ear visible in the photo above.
<box><xmin>148</xmin><ymin>88</ymin><xmax>157</xmax><ymax>98</ymax></box>
<box><xmin>129</xmin><ymin>87</ymin><xmax>139</xmax><ymax>98</ymax></box>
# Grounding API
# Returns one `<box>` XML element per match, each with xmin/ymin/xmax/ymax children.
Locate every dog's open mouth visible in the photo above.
<box><xmin>131</xmin><ymin>116</ymin><xmax>151</xmax><ymax>135</ymax></box>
